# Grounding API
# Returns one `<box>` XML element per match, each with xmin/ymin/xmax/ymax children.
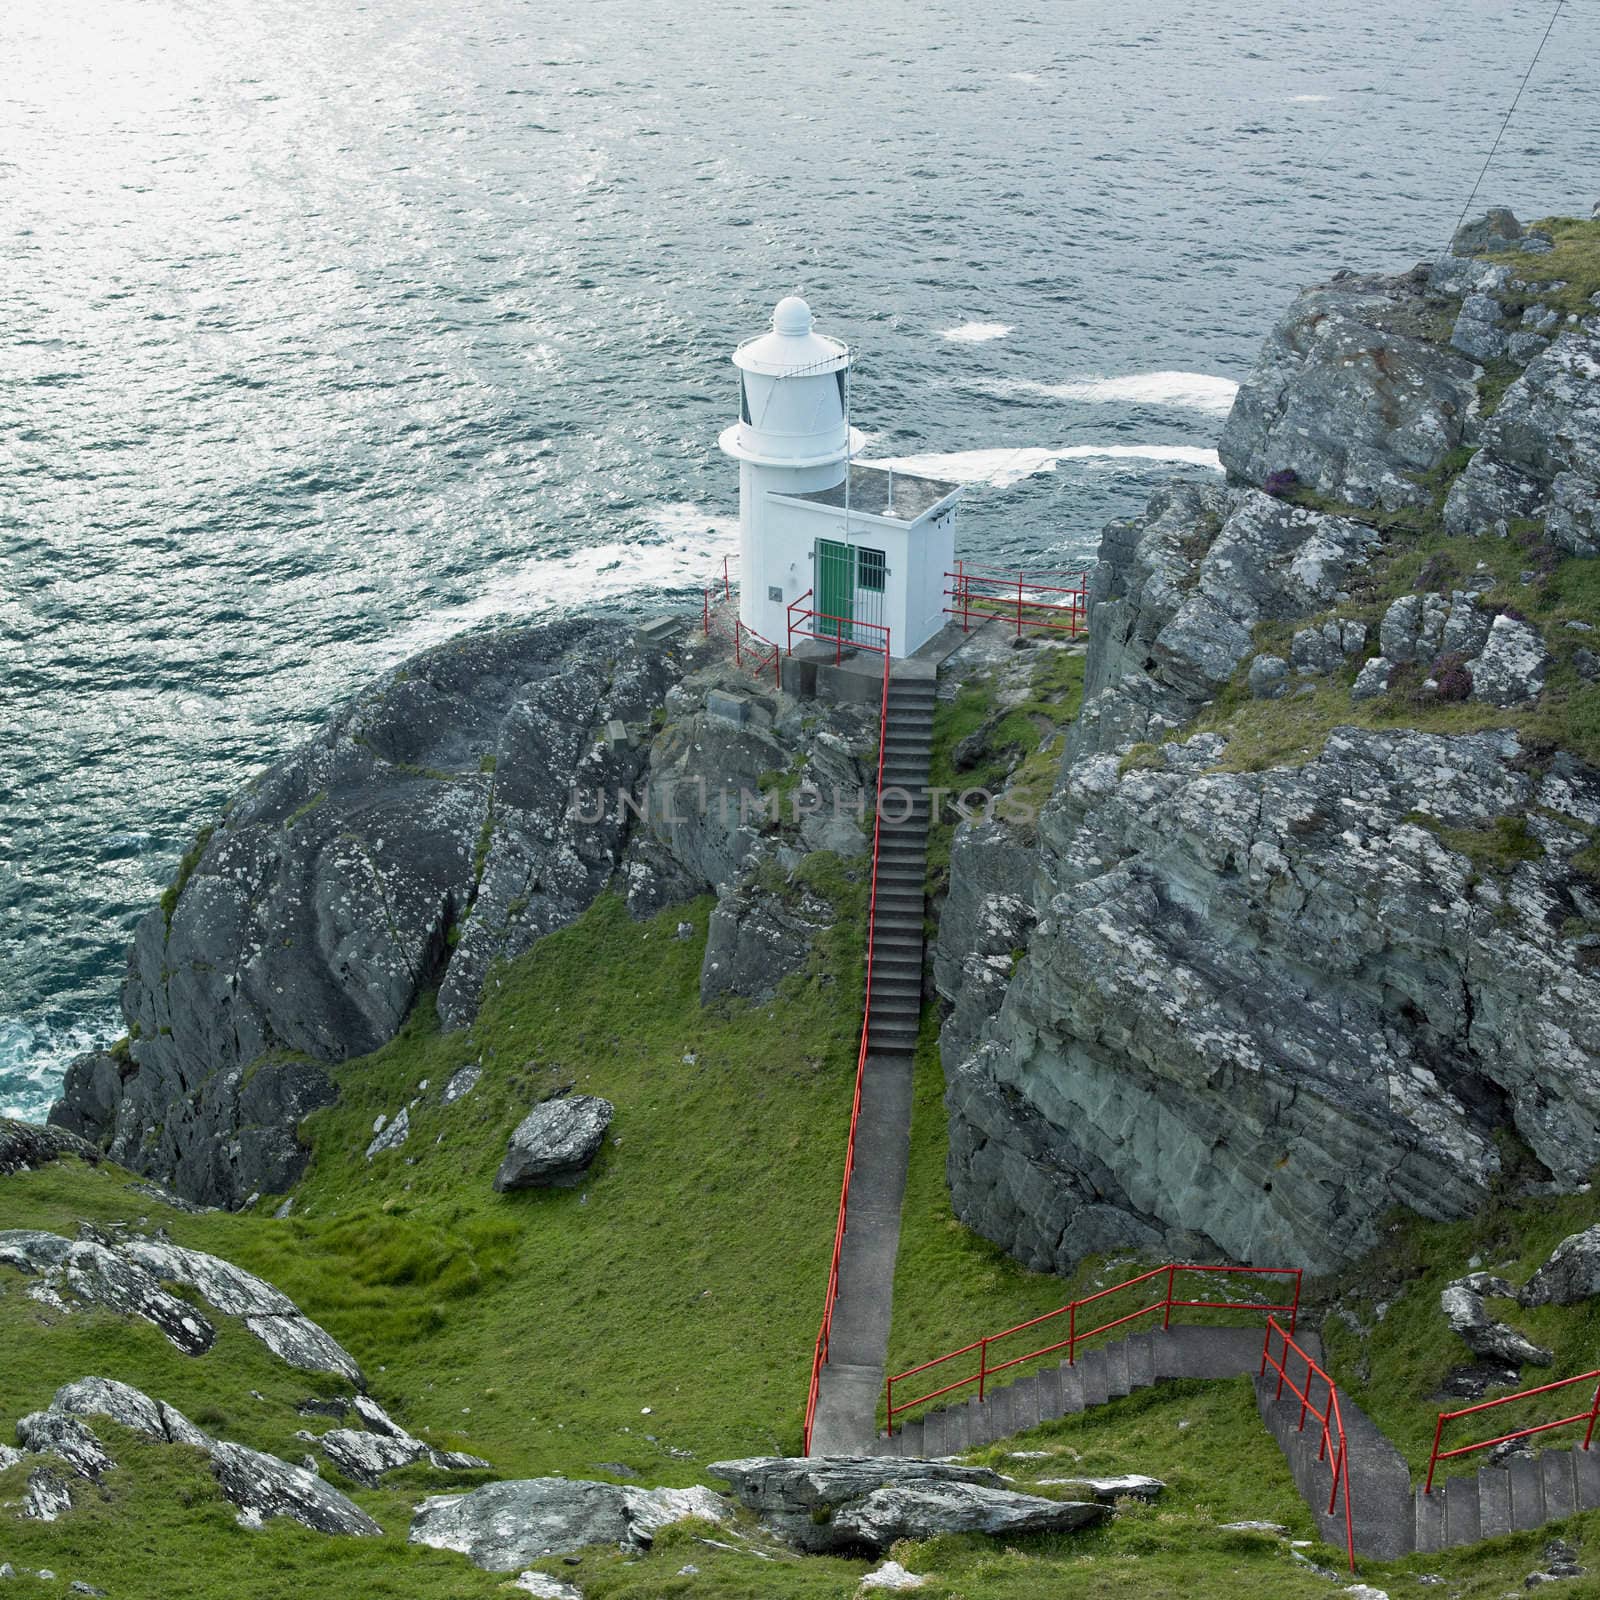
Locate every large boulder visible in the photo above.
<box><xmin>208</xmin><ymin>1441</ymin><xmax>382</xmax><ymax>1536</ymax></box>
<box><xmin>1522</xmin><ymin>1224</ymin><xmax>1600</xmax><ymax>1307</ymax></box>
<box><xmin>830</xmin><ymin>1480</ymin><xmax>1108</xmax><ymax>1554</ymax></box>
<box><xmin>709</xmin><ymin>1458</ymin><xmax>1106</xmax><ymax>1555</ymax></box>
<box><xmin>1219</xmin><ymin>273</ymin><xmax>1479</xmax><ymax>511</ymax></box>
<box><xmin>408</xmin><ymin>1478</ymin><xmax>724</xmax><ymax>1569</ymax></box>
<box><xmin>1440</xmin><ymin>1283</ymin><xmax>1552</xmax><ymax>1368</ymax></box>
<box><xmin>494</xmin><ymin>1095</ymin><xmax>614</xmax><ymax>1191</ymax></box>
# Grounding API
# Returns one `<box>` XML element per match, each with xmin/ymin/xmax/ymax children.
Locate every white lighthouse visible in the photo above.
<box><xmin>719</xmin><ymin>296</ymin><xmax>962</xmax><ymax>659</ymax></box>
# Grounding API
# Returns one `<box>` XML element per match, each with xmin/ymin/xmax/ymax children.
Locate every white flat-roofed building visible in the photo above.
<box><xmin>719</xmin><ymin>296</ymin><xmax>962</xmax><ymax>658</ymax></box>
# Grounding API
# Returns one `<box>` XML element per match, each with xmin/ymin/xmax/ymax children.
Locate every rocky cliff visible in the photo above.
<box><xmin>939</xmin><ymin>210</ymin><xmax>1600</xmax><ymax>1275</ymax></box>
<box><xmin>51</xmin><ymin>621</ymin><xmax>874</xmax><ymax>1206</ymax></box>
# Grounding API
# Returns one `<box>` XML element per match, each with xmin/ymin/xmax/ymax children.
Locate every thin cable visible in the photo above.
<box><xmin>1449</xmin><ymin>0</ymin><xmax>1566</xmax><ymax>246</ymax></box>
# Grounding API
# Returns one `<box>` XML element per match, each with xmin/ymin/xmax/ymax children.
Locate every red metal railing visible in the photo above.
<box><xmin>1425</xmin><ymin>1369</ymin><xmax>1600</xmax><ymax>1496</ymax></box>
<box><xmin>887</xmin><ymin>1263</ymin><xmax>1301</xmax><ymax>1432</ymax></box>
<box><xmin>701</xmin><ymin>554</ymin><xmax>781</xmax><ymax>687</ymax></box>
<box><xmin>785</xmin><ymin>589</ymin><xmax>894</xmax><ymax>665</ymax></box>
<box><xmin>800</xmin><ymin>606</ymin><xmax>893</xmax><ymax>1456</ymax></box>
<box><xmin>1261</xmin><ymin>1315</ymin><xmax>1355</xmax><ymax>1572</ymax></box>
<box><xmin>946</xmin><ymin>561</ymin><xmax>1090</xmax><ymax>638</ymax></box>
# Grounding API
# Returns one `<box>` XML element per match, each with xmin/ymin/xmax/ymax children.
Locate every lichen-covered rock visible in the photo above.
<box><xmin>1445</xmin><ymin>331</ymin><xmax>1600</xmax><ymax>556</ymax></box>
<box><xmin>1351</xmin><ymin>658</ymin><xmax>1393</xmax><ymax>700</ymax></box>
<box><xmin>0</xmin><ymin>1117</ymin><xmax>100</xmax><ymax>1175</ymax></box>
<box><xmin>1035</xmin><ymin>1473</ymin><xmax>1165</xmax><ymax>1502</ymax></box>
<box><xmin>946</xmin><ymin>725</ymin><xmax>1600</xmax><ymax>1275</ymax></box>
<box><xmin>1440</xmin><ymin>1284</ymin><xmax>1552</xmax><ymax>1367</ymax></box>
<box><xmin>699</xmin><ymin>854</ymin><xmax>836</xmax><ymax>1003</ymax></box>
<box><xmin>1470</xmin><ymin>615</ymin><xmax>1552</xmax><ymax>706</ymax></box>
<box><xmin>208</xmin><ymin>1440</ymin><xmax>382</xmax><ymax>1536</ymax></box>
<box><xmin>46</xmin><ymin>1378</ymin><xmax>207</xmax><ymax>1448</ymax></box>
<box><xmin>1219</xmin><ymin>274</ymin><xmax>1479</xmax><ymax>511</ymax></box>
<box><xmin>55</xmin><ymin>1242</ymin><xmax>215</xmax><ymax>1356</ymax></box>
<box><xmin>711</xmin><ymin>1457</ymin><xmax>1018</xmax><ymax>1555</ymax></box>
<box><xmin>829</xmin><ymin>1480</ymin><xmax>1107</xmax><ymax>1553</ymax></box>
<box><xmin>494</xmin><ymin>1096</ymin><xmax>614</xmax><ymax>1191</ymax></box>
<box><xmin>1522</xmin><ymin>1224</ymin><xmax>1600</xmax><ymax>1307</ymax></box>
<box><xmin>1451</xmin><ymin>292</ymin><xmax>1509</xmax><ymax>362</ymax></box>
<box><xmin>1290</xmin><ymin>621</ymin><xmax>1366</xmax><ymax>677</ymax></box>
<box><xmin>21</xmin><ymin>1467</ymin><xmax>74</xmax><ymax>1522</ymax></box>
<box><xmin>317</xmin><ymin>1428</ymin><xmax>433</xmax><ymax>1486</ymax></box>
<box><xmin>365</xmin><ymin>1107</ymin><xmax>410</xmax><ymax>1161</ymax></box>
<box><xmin>1248</xmin><ymin>655</ymin><xmax>1290</xmax><ymax>698</ymax></box>
<box><xmin>408</xmin><ymin>1478</ymin><xmax>723</xmax><ymax>1568</ymax></box>
<box><xmin>16</xmin><ymin>1413</ymin><xmax>115</xmax><ymax>1481</ymax></box>
<box><xmin>1378</xmin><ymin>592</ymin><xmax>1490</xmax><ymax>665</ymax></box>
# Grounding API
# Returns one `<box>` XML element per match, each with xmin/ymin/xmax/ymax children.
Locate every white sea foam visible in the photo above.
<box><xmin>376</xmin><ymin>504</ymin><xmax>738</xmax><ymax>660</ymax></box>
<box><xmin>869</xmin><ymin>444</ymin><xmax>1222</xmax><ymax>487</ymax></box>
<box><xmin>1006</xmin><ymin>370</ymin><xmax>1239</xmax><ymax>413</ymax></box>
<box><xmin>942</xmin><ymin>322</ymin><xmax>1012</xmax><ymax>344</ymax></box>
<box><xmin>1287</xmin><ymin>93</ymin><xmax>1331</xmax><ymax>103</ymax></box>
<box><xmin>1007</xmin><ymin>71</ymin><xmax>1041</xmax><ymax>83</ymax></box>
<box><xmin>0</xmin><ymin>1011</ymin><xmax>120</xmax><ymax>1123</ymax></box>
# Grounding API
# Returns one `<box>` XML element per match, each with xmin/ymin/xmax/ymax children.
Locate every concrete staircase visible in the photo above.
<box><xmin>806</xmin><ymin>662</ymin><xmax>937</xmax><ymax>1457</ymax></box>
<box><xmin>865</xmin><ymin>667</ymin><xmax>937</xmax><ymax>1055</ymax></box>
<box><xmin>1412</xmin><ymin>1443</ymin><xmax>1600</xmax><ymax>1553</ymax></box>
<box><xmin>875</xmin><ymin>1326</ymin><xmax>1283</xmax><ymax>1459</ymax></box>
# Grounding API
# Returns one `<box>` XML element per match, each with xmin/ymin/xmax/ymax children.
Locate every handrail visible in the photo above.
<box><xmin>700</xmin><ymin>555</ymin><xmax>781</xmax><ymax>687</ymax></box>
<box><xmin>1425</xmin><ymin>1368</ymin><xmax>1600</xmax><ymax>1495</ymax></box>
<box><xmin>786</xmin><ymin>590</ymin><xmax>894</xmax><ymax>666</ymax></box>
<box><xmin>801</xmin><ymin>613</ymin><xmax>893</xmax><ymax>1454</ymax></box>
<box><xmin>946</xmin><ymin>560</ymin><xmax>1090</xmax><ymax>639</ymax></box>
<box><xmin>1260</xmin><ymin>1315</ymin><xmax>1355</xmax><ymax>1573</ymax></box>
<box><xmin>886</xmin><ymin>1263</ymin><xmax>1301</xmax><ymax>1429</ymax></box>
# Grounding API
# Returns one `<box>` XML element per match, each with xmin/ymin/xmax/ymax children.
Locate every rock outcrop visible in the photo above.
<box><xmin>0</xmin><ymin>1229</ymin><xmax>362</xmax><ymax>1383</ymax></box>
<box><xmin>1522</xmin><ymin>1223</ymin><xmax>1600</xmax><ymax>1307</ymax></box>
<box><xmin>51</xmin><ymin>621</ymin><xmax>874</xmax><ymax>1209</ymax></box>
<box><xmin>708</xmin><ymin>1456</ymin><xmax>1105</xmax><ymax>1555</ymax></box>
<box><xmin>939</xmin><ymin>215</ymin><xmax>1600</xmax><ymax>1278</ymax></box>
<box><xmin>494</xmin><ymin>1094</ymin><xmax>614</xmax><ymax>1191</ymax></box>
<box><xmin>9</xmin><ymin>1377</ymin><xmax>381</xmax><ymax>1537</ymax></box>
<box><xmin>408</xmin><ymin>1478</ymin><xmax>725</xmax><ymax>1568</ymax></box>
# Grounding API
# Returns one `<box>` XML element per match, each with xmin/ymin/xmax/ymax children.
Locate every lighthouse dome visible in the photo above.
<box><xmin>772</xmin><ymin>295</ymin><xmax>813</xmax><ymax>336</ymax></box>
<box><xmin>733</xmin><ymin>295</ymin><xmax>850</xmax><ymax>377</ymax></box>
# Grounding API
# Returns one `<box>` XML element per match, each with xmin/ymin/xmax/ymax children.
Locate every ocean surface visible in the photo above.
<box><xmin>3</xmin><ymin>0</ymin><xmax>1597</xmax><ymax>1120</ymax></box>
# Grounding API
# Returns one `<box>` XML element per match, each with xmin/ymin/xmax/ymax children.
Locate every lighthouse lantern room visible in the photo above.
<box><xmin>719</xmin><ymin>296</ymin><xmax>962</xmax><ymax>659</ymax></box>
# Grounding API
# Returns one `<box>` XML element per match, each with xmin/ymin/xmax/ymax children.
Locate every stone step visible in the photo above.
<box><xmin>1444</xmin><ymin>1471</ymin><xmax>1481</xmax><ymax>1548</ymax></box>
<box><xmin>1077</xmin><ymin>1351</ymin><xmax>1109</xmax><ymax>1409</ymax></box>
<box><xmin>1509</xmin><ymin>1452</ymin><xmax>1545</xmax><ymax>1531</ymax></box>
<box><xmin>1414</xmin><ymin>1484</ymin><xmax>1446</xmax><ymax>1554</ymax></box>
<box><xmin>1543</xmin><ymin>1448</ymin><xmax>1578</xmax><ymax>1521</ymax></box>
<box><xmin>1576</xmin><ymin>1443</ymin><xmax>1600</xmax><ymax>1511</ymax></box>
<box><xmin>1127</xmin><ymin>1331</ymin><xmax>1157</xmax><ymax>1390</ymax></box>
<box><xmin>1101</xmin><ymin>1340</ymin><xmax>1132</xmax><ymax>1399</ymax></box>
<box><xmin>1478</xmin><ymin>1464</ymin><xmax>1512</xmax><ymax>1540</ymax></box>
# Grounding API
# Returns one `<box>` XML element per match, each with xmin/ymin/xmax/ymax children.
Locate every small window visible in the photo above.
<box><xmin>740</xmin><ymin>377</ymin><xmax>751</xmax><ymax>424</ymax></box>
<box><xmin>858</xmin><ymin>548</ymin><xmax>887</xmax><ymax>592</ymax></box>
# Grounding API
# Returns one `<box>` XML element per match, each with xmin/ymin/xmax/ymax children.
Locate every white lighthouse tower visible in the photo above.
<box><xmin>719</xmin><ymin>296</ymin><xmax>962</xmax><ymax>659</ymax></box>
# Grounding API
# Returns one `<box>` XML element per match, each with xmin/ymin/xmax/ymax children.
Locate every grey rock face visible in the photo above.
<box><xmin>699</xmin><ymin>854</ymin><xmax>836</xmax><ymax>1003</ymax></box>
<box><xmin>1379</xmin><ymin>592</ymin><xmax>1490</xmax><ymax>665</ymax></box>
<box><xmin>16</xmin><ymin>1413</ymin><xmax>115</xmax><ymax>1482</ymax></box>
<box><xmin>0</xmin><ymin>1119</ymin><xmax>99</xmax><ymax>1177</ymax></box>
<box><xmin>317</xmin><ymin>1428</ymin><xmax>433</xmax><ymax>1486</ymax></box>
<box><xmin>1451</xmin><ymin>208</ymin><xmax>1526</xmax><ymax>256</ymax></box>
<box><xmin>47</xmin><ymin>1378</ymin><xmax>206</xmax><ymax>1448</ymax></box>
<box><xmin>1290</xmin><ymin>620</ymin><xmax>1366</xmax><ymax>678</ymax></box>
<box><xmin>1069</xmin><ymin>484</ymin><xmax>1378</xmax><ymax>765</ymax></box>
<box><xmin>830</xmin><ymin>1481</ymin><xmax>1107</xmax><ymax>1553</ymax></box>
<box><xmin>1350</xmin><ymin>658</ymin><xmax>1393</xmax><ymax>700</ymax></box>
<box><xmin>209</xmin><ymin>1440</ymin><xmax>382</xmax><ymax>1536</ymax></box>
<box><xmin>710</xmin><ymin>1456</ymin><xmax>1014</xmax><ymax>1555</ymax></box>
<box><xmin>1219</xmin><ymin>274</ymin><xmax>1479</xmax><ymax>510</ymax></box>
<box><xmin>1471</xmin><ymin>616</ymin><xmax>1553</xmax><ymax>706</ymax></box>
<box><xmin>1443</xmin><ymin>451</ymin><xmax>1549</xmax><ymax>536</ymax></box>
<box><xmin>408</xmin><ymin>1478</ymin><xmax>724</xmax><ymax>1568</ymax></box>
<box><xmin>3</xmin><ymin>1230</ymin><xmax>361</xmax><ymax>1384</ymax></box>
<box><xmin>1522</xmin><ymin>1224</ymin><xmax>1600</xmax><ymax>1307</ymax></box>
<box><xmin>1451</xmin><ymin>292</ymin><xmax>1509</xmax><ymax>362</ymax></box>
<box><xmin>1440</xmin><ymin>1284</ymin><xmax>1552</xmax><ymax>1367</ymax></box>
<box><xmin>118</xmin><ymin>1237</ymin><xmax>362</xmax><ymax>1383</ymax></box>
<box><xmin>1034</xmin><ymin>1474</ymin><xmax>1165</xmax><ymax>1502</ymax></box>
<box><xmin>1248</xmin><ymin>655</ymin><xmax>1290</xmax><ymax>699</ymax></box>
<box><xmin>947</xmin><ymin>725</ymin><xmax>1600</xmax><ymax>1276</ymax></box>
<box><xmin>365</xmin><ymin>1107</ymin><xmax>410</xmax><ymax>1161</ymax></box>
<box><xmin>51</xmin><ymin>619</ymin><xmax>681</xmax><ymax>1208</ymax></box>
<box><xmin>22</xmin><ymin>1467</ymin><xmax>74</xmax><ymax>1522</ymax></box>
<box><xmin>1450</xmin><ymin>331</ymin><xmax>1600</xmax><ymax>556</ymax></box>
<box><xmin>494</xmin><ymin>1095</ymin><xmax>615</xmax><ymax>1191</ymax></box>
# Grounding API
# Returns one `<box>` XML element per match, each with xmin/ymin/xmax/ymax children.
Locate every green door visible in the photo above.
<box><xmin>816</xmin><ymin>539</ymin><xmax>855</xmax><ymax>639</ymax></box>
